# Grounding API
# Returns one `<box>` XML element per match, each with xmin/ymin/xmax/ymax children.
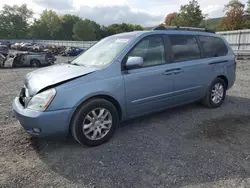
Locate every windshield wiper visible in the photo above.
<box><xmin>67</xmin><ymin>60</ymin><xmax>78</xmax><ymax>66</ymax></box>
<box><xmin>71</xmin><ymin>62</ymin><xmax>85</xmax><ymax>67</ymax></box>
<box><xmin>67</xmin><ymin>60</ymin><xmax>85</xmax><ymax>67</ymax></box>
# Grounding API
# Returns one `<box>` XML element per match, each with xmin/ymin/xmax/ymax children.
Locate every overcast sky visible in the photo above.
<box><xmin>0</xmin><ymin>0</ymin><xmax>248</xmax><ymax>26</ymax></box>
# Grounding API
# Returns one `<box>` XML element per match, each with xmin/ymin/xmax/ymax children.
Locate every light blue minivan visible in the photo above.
<box><xmin>13</xmin><ymin>26</ymin><xmax>236</xmax><ymax>146</ymax></box>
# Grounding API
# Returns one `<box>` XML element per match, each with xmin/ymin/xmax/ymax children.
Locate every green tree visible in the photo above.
<box><xmin>0</xmin><ymin>4</ymin><xmax>145</xmax><ymax>40</ymax></box>
<box><xmin>28</xmin><ymin>19</ymin><xmax>45</xmax><ymax>39</ymax></box>
<box><xmin>244</xmin><ymin>0</ymin><xmax>250</xmax><ymax>28</ymax></box>
<box><xmin>59</xmin><ymin>14</ymin><xmax>81</xmax><ymax>40</ymax></box>
<box><xmin>99</xmin><ymin>26</ymin><xmax>109</xmax><ymax>39</ymax></box>
<box><xmin>214</xmin><ymin>20</ymin><xmax>227</xmax><ymax>31</ymax></box>
<box><xmin>73</xmin><ymin>19</ymin><xmax>96</xmax><ymax>41</ymax></box>
<box><xmin>172</xmin><ymin>0</ymin><xmax>204</xmax><ymax>27</ymax></box>
<box><xmin>106</xmin><ymin>23</ymin><xmax>143</xmax><ymax>36</ymax></box>
<box><xmin>106</xmin><ymin>24</ymin><xmax>124</xmax><ymax>35</ymax></box>
<box><xmin>30</xmin><ymin>10</ymin><xmax>61</xmax><ymax>39</ymax></box>
<box><xmin>133</xmin><ymin>24</ymin><xmax>144</xmax><ymax>31</ymax></box>
<box><xmin>246</xmin><ymin>0</ymin><xmax>250</xmax><ymax>15</ymax></box>
<box><xmin>0</xmin><ymin>4</ymin><xmax>33</xmax><ymax>39</ymax></box>
<box><xmin>88</xmin><ymin>20</ymin><xmax>102</xmax><ymax>40</ymax></box>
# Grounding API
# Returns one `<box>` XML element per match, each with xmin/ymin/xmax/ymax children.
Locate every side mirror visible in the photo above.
<box><xmin>125</xmin><ymin>56</ymin><xmax>143</xmax><ymax>69</ymax></box>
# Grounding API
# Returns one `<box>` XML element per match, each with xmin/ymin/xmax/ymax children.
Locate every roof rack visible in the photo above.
<box><xmin>152</xmin><ymin>26</ymin><xmax>215</xmax><ymax>33</ymax></box>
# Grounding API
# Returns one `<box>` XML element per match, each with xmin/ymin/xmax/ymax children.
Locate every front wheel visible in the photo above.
<box><xmin>30</xmin><ymin>60</ymin><xmax>40</xmax><ymax>67</ymax></box>
<box><xmin>71</xmin><ymin>99</ymin><xmax>119</xmax><ymax>146</ymax></box>
<box><xmin>203</xmin><ymin>78</ymin><xmax>226</xmax><ymax>108</ymax></box>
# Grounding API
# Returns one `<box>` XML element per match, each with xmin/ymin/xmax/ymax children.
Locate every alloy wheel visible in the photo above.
<box><xmin>82</xmin><ymin>108</ymin><xmax>112</xmax><ymax>140</ymax></box>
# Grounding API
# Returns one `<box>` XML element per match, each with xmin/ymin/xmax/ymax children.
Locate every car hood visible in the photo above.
<box><xmin>24</xmin><ymin>63</ymin><xmax>97</xmax><ymax>96</ymax></box>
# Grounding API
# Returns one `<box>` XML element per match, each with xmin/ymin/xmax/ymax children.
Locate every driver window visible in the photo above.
<box><xmin>128</xmin><ymin>36</ymin><xmax>166</xmax><ymax>67</ymax></box>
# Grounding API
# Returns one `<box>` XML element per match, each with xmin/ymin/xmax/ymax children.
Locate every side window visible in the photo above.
<box><xmin>169</xmin><ymin>35</ymin><xmax>201</xmax><ymax>62</ymax></box>
<box><xmin>199</xmin><ymin>36</ymin><xmax>228</xmax><ymax>58</ymax></box>
<box><xmin>128</xmin><ymin>36</ymin><xmax>166</xmax><ymax>67</ymax></box>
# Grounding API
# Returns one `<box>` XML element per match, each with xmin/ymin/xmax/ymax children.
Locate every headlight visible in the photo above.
<box><xmin>27</xmin><ymin>88</ymin><xmax>56</xmax><ymax>111</ymax></box>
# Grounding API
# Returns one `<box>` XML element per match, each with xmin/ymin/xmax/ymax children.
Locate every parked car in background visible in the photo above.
<box><xmin>43</xmin><ymin>45</ymin><xmax>66</xmax><ymax>55</ymax></box>
<box><xmin>7</xmin><ymin>52</ymin><xmax>56</xmax><ymax>67</ymax></box>
<box><xmin>63</xmin><ymin>47</ymin><xmax>84</xmax><ymax>56</ymax></box>
<box><xmin>0</xmin><ymin>53</ymin><xmax>6</xmax><ymax>67</ymax></box>
<box><xmin>0</xmin><ymin>45</ymin><xmax>9</xmax><ymax>57</ymax></box>
<box><xmin>10</xmin><ymin>43</ymin><xmax>17</xmax><ymax>49</ymax></box>
<box><xmin>31</xmin><ymin>45</ymin><xmax>44</xmax><ymax>52</ymax></box>
<box><xmin>19</xmin><ymin>43</ymin><xmax>33</xmax><ymax>51</ymax></box>
<box><xmin>13</xmin><ymin>27</ymin><xmax>236</xmax><ymax>147</ymax></box>
<box><xmin>11</xmin><ymin>43</ymin><xmax>22</xmax><ymax>50</ymax></box>
<box><xmin>0</xmin><ymin>41</ymin><xmax>11</xmax><ymax>48</ymax></box>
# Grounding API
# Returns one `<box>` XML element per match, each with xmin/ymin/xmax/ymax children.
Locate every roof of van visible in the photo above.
<box><xmin>113</xmin><ymin>29</ymin><xmax>218</xmax><ymax>38</ymax></box>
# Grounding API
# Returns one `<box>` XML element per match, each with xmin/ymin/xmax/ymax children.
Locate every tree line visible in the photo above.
<box><xmin>0</xmin><ymin>5</ymin><xmax>143</xmax><ymax>40</ymax></box>
<box><xmin>163</xmin><ymin>0</ymin><xmax>250</xmax><ymax>31</ymax></box>
<box><xmin>0</xmin><ymin>0</ymin><xmax>250</xmax><ymax>41</ymax></box>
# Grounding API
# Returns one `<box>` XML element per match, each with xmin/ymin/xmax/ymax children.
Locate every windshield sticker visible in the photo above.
<box><xmin>115</xmin><ymin>39</ymin><xmax>129</xmax><ymax>43</ymax></box>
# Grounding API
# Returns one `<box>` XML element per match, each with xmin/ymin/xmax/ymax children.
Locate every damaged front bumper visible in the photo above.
<box><xmin>12</xmin><ymin>97</ymin><xmax>75</xmax><ymax>137</ymax></box>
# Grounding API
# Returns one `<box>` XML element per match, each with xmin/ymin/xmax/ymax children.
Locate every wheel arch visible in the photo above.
<box><xmin>217</xmin><ymin>75</ymin><xmax>228</xmax><ymax>89</ymax></box>
<box><xmin>30</xmin><ymin>58</ymin><xmax>41</xmax><ymax>64</ymax></box>
<box><xmin>72</xmin><ymin>94</ymin><xmax>123</xmax><ymax>122</ymax></box>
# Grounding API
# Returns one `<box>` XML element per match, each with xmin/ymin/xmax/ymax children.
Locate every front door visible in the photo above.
<box><xmin>122</xmin><ymin>35</ymin><xmax>175</xmax><ymax>118</ymax></box>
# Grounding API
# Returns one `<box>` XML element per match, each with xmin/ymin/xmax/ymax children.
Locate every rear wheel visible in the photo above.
<box><xmin>203</xmin><ymin>78</ymin><xmax>226</xmax><ymax>108</ymax></box>
<box><xmin>71</xmin><ymin>99</ymin><xmax>119</xmax><ymax>146</ymax></box>
<box><xmin>30</xmin><ymin>60</ymin><xmax>40</xmax><ymax>67</ymax></box>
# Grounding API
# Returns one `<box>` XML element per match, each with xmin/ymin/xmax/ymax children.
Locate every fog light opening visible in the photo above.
<box><xmin>32</xmin><ymin>128</ymin><xmax>41</xmax><ymax>133</ymax></box>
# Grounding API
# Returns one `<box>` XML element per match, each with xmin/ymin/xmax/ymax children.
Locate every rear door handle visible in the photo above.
<box><xmin>163</xmin><ymin>69</ymin><xmax>176</xmax><ymax>76</ymax></box>
<box><xmin>163</xmin><ymin>72</ymin><xmax>173</xmax><ymax>76</ymax></box>
<box><xmin>174</xmin><ymin>69</ymin><xmax>183</xmax><ymax>74</ymax></box>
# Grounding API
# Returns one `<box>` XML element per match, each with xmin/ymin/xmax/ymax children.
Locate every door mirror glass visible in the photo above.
<box><xmin>125</xmin><ymin>56</ymin><xmax>143</xmax><ymax>69</ymax></box>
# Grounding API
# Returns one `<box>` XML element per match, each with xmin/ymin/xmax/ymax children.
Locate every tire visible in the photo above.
<box><xmin>71</xmin><ymin>98</ymin><xmax>119</xmax><ymax>147</ymax></box>
<box><xmin>203</xmin><ymin>77</ymin><xmax>226</xmax><ymax>108</ymax></box>
<box><xmin>30</xmin><ymin>60</ymin><xmax>40</xmax><ymax>67</ymax></box>
<box><xmin>12</xmin><ymin>63</ymin><xmax>17</xmax><ymax>68</ymax></box>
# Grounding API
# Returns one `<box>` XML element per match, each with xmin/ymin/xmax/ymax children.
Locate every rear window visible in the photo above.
<box><xmin>169</xmin><ymin>35</ymin><xmax>201</xmax><ymax>62</ymax></box>
<box><xmin>198</xmin><ymin>36</ymin><xmax>228</xmax><ymax>58</ymax></box>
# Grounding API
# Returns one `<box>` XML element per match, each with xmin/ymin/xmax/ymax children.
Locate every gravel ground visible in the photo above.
<box><xmin>1</xmin><ymin>57</ymin><xmax>250</xmax><ymax>188</ymax></box>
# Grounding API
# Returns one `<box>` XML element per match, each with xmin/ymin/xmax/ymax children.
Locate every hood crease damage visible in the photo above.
<box><xmin>24</xmin><ymin>64</ymin><xmax>97</xmax><ymax>96</ymax></box>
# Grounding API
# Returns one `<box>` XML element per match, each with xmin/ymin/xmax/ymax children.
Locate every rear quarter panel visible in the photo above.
<box><xmin>206</xmin><ymin>55</ymin><xmax>235</xmax><ymax>89</ymax></box>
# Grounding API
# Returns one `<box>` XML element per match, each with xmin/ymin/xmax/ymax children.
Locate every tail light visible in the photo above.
<box><xmin>234</xmin><ymin>55</ymin><xmax>237</xmax><ymax>73</ymax></box>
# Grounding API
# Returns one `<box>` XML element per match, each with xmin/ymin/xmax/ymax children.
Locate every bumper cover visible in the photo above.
<box><xmin>12</xmin><ymin>97</ymin><xmax>74</xmax><ymax>137</ymax></box>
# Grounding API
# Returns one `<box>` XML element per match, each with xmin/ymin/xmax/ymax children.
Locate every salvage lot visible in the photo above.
<box><xmin>1</xmin><ymin>57</ymin><xmax>250</xmax><ymax>188</ymax></box>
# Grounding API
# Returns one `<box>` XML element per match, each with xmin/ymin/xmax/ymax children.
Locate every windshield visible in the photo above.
<box><xmin>71</xmin><ymin>35</ymin><xmax>134</xmax><ymax>68</ymax></box>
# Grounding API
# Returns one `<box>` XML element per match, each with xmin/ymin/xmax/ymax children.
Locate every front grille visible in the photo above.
<box><xmin>19</xmin><ymin>88</ymin><xmax>26</xmax><ymax>107</ymax></box>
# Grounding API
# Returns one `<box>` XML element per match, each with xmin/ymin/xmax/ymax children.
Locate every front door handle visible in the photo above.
<box><xmin>174</xmin><ymin>69</ymin><xmax>183</xmax><ymax>74</ymax></box>
<box><xmin>163</xmin><ymin>72</ymin><xmax>173</xmax><ymax>76</ymax></box>
<box><xmin>163</xmin><ymin>69</ymin><xmax>176</xmax><ymax>76</ymax></box>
